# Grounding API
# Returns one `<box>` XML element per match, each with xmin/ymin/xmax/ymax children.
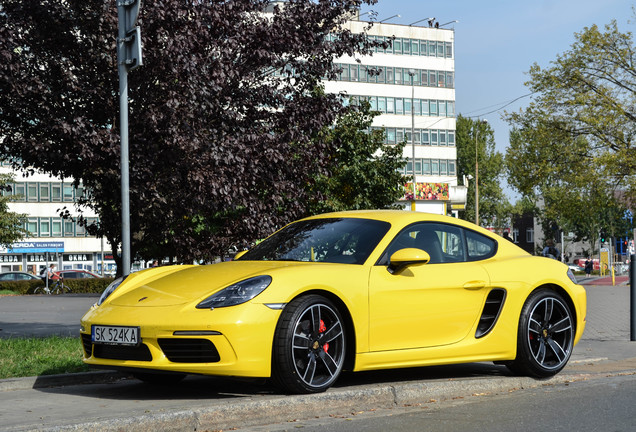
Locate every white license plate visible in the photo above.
<box><xmin>92</xmin><ymin>325</ymin><xmax>140</xmax><ymax>346</ymax></box>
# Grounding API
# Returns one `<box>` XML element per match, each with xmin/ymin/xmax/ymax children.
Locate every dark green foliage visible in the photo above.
<box><xmin>0</xmin><ymin>277</ymin><xmax>112</xmax><ymax>294</ymax></box>
<box><xmin>309</xmin><ymin>102</ymin><xmax>406</xmax><ymax>213</ymax></box>
<box><xmin>455</xmin><ymin>115</ymin><xmax>510</xmax><ymax>227</ymax></box>
<box><xmin>0</xmin><ymin>174</ymin><xmax>26</xmax><ymax>247</ymax></box>
<box><xmin>0</xmin><ymin>0</ymin><xmax>382</xmax><ymax>270</ymax></box>
<box><xmin>0</xmin><ymin>279</ymin><xmax>44</xmax><ymax>295</ymax></box>
<box><xmin>62</xmin><ymin>277</ymin><xmax>114</xmax><ymax>294</ymax></box>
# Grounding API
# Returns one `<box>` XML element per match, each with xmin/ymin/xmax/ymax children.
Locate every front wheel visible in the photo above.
<box><xmin>508</xmin><ymin>289</ymin><xmax>574</xmax><ymax>377</ymax></box>
<box><xmin>272</xmin><ymin>295</ymin><xmax>346</xmax><ymax>394</ymax></box>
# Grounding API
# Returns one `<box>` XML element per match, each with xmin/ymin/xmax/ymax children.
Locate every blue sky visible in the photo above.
<box><xmin>360</xmin><ymin>0</ymin><xmax>634</xmax><ymax>197</ymax></box>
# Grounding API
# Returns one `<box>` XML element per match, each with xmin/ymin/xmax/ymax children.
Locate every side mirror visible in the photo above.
<box><xmin>388</xmin><ymin>248</ymin><xmax>430</xmax><ymax>274</ymax></box>
<box><xmin>233</xmin><ymin>250</ymin><xmax>248</xmax><ymax>260</ymax></box>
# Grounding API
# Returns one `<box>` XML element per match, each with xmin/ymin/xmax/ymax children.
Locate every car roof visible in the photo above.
<box><xmin>303</xmin><ymin>210</ymin><xmax>490</xmax><ymax>233</ymax></box>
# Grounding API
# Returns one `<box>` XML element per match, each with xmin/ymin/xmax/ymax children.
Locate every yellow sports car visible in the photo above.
<box><xmin>80</xmin><ymin>210</ymin><xmax>586</xmax><ymax>394</ymax></box>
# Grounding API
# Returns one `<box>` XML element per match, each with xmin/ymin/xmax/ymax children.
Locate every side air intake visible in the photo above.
<box><xmin>475</xmin><ymin>288</ymin><xmax>506</xmax><ymax>338</ymax></box>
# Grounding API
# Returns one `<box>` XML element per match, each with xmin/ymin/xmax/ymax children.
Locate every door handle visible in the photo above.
<box><xmin>463</xmin><ymin>280</ymin><xmax>487</xmax><ymax>290</ymax></box>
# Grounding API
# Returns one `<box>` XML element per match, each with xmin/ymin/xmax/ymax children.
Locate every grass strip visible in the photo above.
<box><xmin>0</xmin><ymin>336</ymin><xmax>90</xmax><ymax>379</ymax></box>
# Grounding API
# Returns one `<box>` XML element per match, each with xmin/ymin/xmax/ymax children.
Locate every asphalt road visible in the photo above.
<box><xmin>237</xmin><ymin>373</ymin><xmax>636</xmax><ymax>432</ymax></box>
<box><xmin>0</xmin><ymin>294</ymin><xmax>98</xmax><ymax>339</ymax></box>
<box><xmin>0</xmin><ymin>281</ymin><xmax>635</xmax><ymax>431</ymax></box>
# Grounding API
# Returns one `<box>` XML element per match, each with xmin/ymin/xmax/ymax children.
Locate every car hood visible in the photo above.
<box><xmin>108</xmin><ymin>261</ymin><xmax>320</xmax><ymax>307</ymax></box>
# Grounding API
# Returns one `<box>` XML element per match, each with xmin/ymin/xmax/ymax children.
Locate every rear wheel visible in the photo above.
<box><xmin>272</xmin><ymin>295</ymin><xmax>346</xmax><ymax>394</ymax></box>
<box><xmin>508</xmin><ymin>289</ymin><xmax>574</xmax><ymax>377</ymax></box>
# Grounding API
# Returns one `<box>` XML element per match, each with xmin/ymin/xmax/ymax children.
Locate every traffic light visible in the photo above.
<box><xmin>600</xmin><ymin>231</ymin><xmax>607</xmax><ymax>244</ymax></box>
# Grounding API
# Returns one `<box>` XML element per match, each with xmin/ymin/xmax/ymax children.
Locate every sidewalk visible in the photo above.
<box><xmin>1</xmin><ymin>284</ymin><xmax>635</xmax><ymax>432</ymax></box>
<box><xmin>578</xmin><ymin>275</ymin><xmax>629</xmax><ymax>286</ymax></box>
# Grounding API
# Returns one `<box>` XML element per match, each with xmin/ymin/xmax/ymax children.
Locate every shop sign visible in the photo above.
<box><xmin>63</xmin><ymin>253</ymin><xmax>94</xmax><ymax>262</ymax></box>
<box><xmin>0</xmin><ymin>254</ymin><xmax>21</xmax><ymax>263</ymax></box>
<box><xmin>6</xmin><ymin>242</ymin><xmax>64</xmax><ymax>253</ymax></box>
<box><xmin>28</xmin><ymin>253</ymin><xmax>59</xmax><ymax>262</ymax></box>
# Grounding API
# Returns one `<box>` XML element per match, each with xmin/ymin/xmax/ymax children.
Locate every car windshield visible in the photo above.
<box><xmin>238</xmin><ymin>218</ymin><xmax>391</xmax><ymax>264</ymax></box>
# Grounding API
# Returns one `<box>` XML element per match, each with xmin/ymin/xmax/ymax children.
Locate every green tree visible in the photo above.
<box><xmin>505</xmin><ymin>19</ymin><xmax>635</xmax><ymax>246</ymax></box>
<box><xmin>455</xmin><ymin>115</ymin><xmax>511</xmax><ymax>227</ymax></box>
<box><xmin>309</xmin><ymin>102</ymin><xmax>406</xmax><ymax>213</ymax></box>
<box><xmin>0</xmin><ymin>174</ymin><xmax>26</xmax><ymax>247</ymax></box>
<box><xmin>0</xmin><ymin>0</ymin><xmax>383</xmax><ymax>271</ymax></box>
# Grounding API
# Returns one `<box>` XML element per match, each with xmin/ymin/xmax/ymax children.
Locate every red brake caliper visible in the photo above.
<box><xmin>319</xmin><ymin>320</ymin><xmax>329</xmax><ymax>353</ymax></box>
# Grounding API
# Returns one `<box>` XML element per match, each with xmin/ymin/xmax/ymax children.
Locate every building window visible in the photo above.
<box><xmin>422</xmin><ymin>159</ymin><xmax>431</xmax><ymax>175</ymax></box>
<box><xmin>431</xmin><ymin>160</ymin><xmax>439</xmax><ymax>175</ymax></box>
<box><xmin>437</xmin><ymin>41</ymin><xmax>445</xmax><ymax>57</ymax></box>
<box><xmin>51</xmin><ymin>219</ymin><xmax>63</xmax><ymax>237</ymax></box>
<box><xmin>448</xmin><ymin>131</ymin><xmax>456</xmax><ymax>146</ymax></box>
<box><xmin>63</xmin><ymin>184</ymin><xmax>74</xmax><ymax>202</ymax></box>
<box><xmin>386</xmin><ymin>97</ymin><xmax>395</xmax><ymax>114</ymax></box>
<box><xmin>64</xmin><ymin>220</ymin><xmax>75</xmax><ymax>237</ymax></box>
<box><xmin>428</xmin><ymin>41</ymin><xmax>436</xmax><ymax>56</ymax></box>
<box><xmin>414</xmin><ymin>160</ymin><xmax>422</xmax><ymax>174</ymax></box>
<box><xmin>421</xmin><ymin>130</ymin><xmax>430</xmax><ymax>145</ymax></box>
<box><xmin>448</xmin><ymin>160</ymin><xmax>456</xmax><ymax>175</ymax></box>
<box><xmin>386</xmin><ymin>128</ymin><xmax>396</xmax><ymax>144</ymax></box>
<box><xmin>431</xmin><ymin>130</ymin><xmax>438</xmax><ymax>145</ymax></box>
<box><xmin>526</xmin><ymin>227</ymin><xmax>534</xmax><ymax>243</ymax></box>
<box><xmin>40</xmin><ymin>219</ymin><xmax>50</xmax><ymax>237</ymax></box>
<box><xmin>429</xmin><ymin>100</ymin><xmax>438</xmax><ymax>116</ymax></box>
<box><xmin>439</xmin><ymin>130</ymin><xmax>447</xmax><ymax>146</ymax></box>
<box><xmin>27</xmin><ymin>219</ymin><xmax>38</xmax><ymax>236</ymax></box>
<box><xmin>40</xmin><ymin>183</ymin><xmax>50</xmax><ymax>202</ymax></box>
<box><xmin>52</xmin><ymin>184</ymin><xmax>62</xmax><ymax>202</ymax></box>
<box><xmin>27</xmin><ymin>183</ymin><xmax>38</xmax><ymax>202</ymax></box>
<box><xmin>393</xmin><ymin>38</ymin><xmax>402</xmax><ymax>55</ymax></box>
<box><xmin>13</xmin><ymin>183</ymin><xmax>26</xmax><ymax>201</ymax></box>
<box><xmin>439</xmin><ymin>160</ymin><xmax>448</xmax><ymax>175</ymax></box>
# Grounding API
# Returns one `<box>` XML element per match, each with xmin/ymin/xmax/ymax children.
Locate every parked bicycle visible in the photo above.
<box><xmin>34</xmin><ymin>277</ymin><xmax>70</xmax><ymax>295</ymax></box>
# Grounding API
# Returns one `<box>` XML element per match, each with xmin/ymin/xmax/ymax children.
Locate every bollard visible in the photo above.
<box><xmin>631</xmin><ymin>255</ymin><xmax>636</xmax><ymax>341</ymax></box>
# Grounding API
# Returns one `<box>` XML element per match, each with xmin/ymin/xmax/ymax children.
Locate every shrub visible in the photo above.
<box><xmin>0</xmin><ymin>279</ymin><xmax>44</xmax><ymax>295</ymax></box>
<box><xmin>0</xmin><ymin>277</ymin><xmax>113</xmax><ymax>294</ymax></box>
<box><xmin>63</xmin><ymin>277</ymin><xmax>114</xmax><ymax>294</ymax></box>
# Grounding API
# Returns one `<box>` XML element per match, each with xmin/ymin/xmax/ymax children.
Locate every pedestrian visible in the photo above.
<box><xmin>585</xmin><ymin>257</ymin><xmax>593</xmax><ymax>277</ymax></box>
<box><xmin>542</xmin><ymin>239</ymin><xmax>560</xmax><ymax>260</ymax></box>
<box><xmin>151</xmin><ymin>260</ymin><xmax>159</xmax><ymax>268</ymax></box>
<box><xmin>503</xmin><ymin>231</ymin><xmax>514</xmax><ymax>242</ymax></box>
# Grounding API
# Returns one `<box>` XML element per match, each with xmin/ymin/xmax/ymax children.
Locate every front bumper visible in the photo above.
<box><xmin>80</xmin><ymin>302</ymin><xmax>282</xmax><ymax>378</ymax></box>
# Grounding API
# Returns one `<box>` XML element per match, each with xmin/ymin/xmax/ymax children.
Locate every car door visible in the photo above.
<box><xmin>368</xmin><ymin>222</ymin><xmax>493</xmax><ymax>352</ymax></box>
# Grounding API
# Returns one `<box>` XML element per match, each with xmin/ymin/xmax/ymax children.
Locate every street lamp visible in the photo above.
<box><xmin>474</xmin><ymin>119</ymin><xmax>488</xmax><ymax>226</ymax></box>
<box><xmin>379</xmin><ymin>14</ymin><xmax>400</xmax><ymax>23</ymax></box>
<box><xmin>439</xmin><ymin>20</ymin><xmax>459</xmax><ymax>27</ymax></box>
<box><xmin>408</xmin><ymin>69</ymin><xmax>416</xmax><ymax>211</ymax></box>
<box><xmin>409</xmin><ymin>17</ymin><xmax>435</xmax><ymax>26</ymax></box>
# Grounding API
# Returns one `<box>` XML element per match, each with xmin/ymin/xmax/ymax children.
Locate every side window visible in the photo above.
<box><xmin>466</xmin><ymin>230</ymin><xmax>497</xmax><ymax>261</ymax></box>
<box><xmin>378</xmin><ymin>222</ymin><xmax>465</xmax><ymax>265</ymax></box>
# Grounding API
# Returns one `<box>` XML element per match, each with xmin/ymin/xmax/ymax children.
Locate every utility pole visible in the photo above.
<box><xmin>116</xmin><ymin>0</ymin><xmax>143</xmax><ymax>276</ymax></box>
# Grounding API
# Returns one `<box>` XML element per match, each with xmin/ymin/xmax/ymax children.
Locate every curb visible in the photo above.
<box><xmin>36</xmin><ymin>372</ymin><xmax>599</xmax><ymax>432</ymax></box>
<box><xmin>0</xmin><ymin>371</ymin><xmax>126</xmax><ymax>392</ymax></box>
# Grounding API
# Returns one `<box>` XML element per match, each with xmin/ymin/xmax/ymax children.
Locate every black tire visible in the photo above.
<box><xmin>133</xmin><ymin>372</ymin><xmax>186</xmax><ymax>385</ymax></box>
<box><xmin>508</xmin><ymin>289</ymin><xmax>574</xmax><ymax>377</ymax></box>
<box><xmin>272</xmin><ymin>295</ymin><xmax>346</xmax><ymax>394</ymax></box>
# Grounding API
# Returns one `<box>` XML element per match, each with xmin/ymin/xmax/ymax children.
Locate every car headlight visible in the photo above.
<box><xmin>196</xmin><ymin>275</ymin><xmax>272</xmax><ymax>309</ymax></box>
<box><xmin>567</xmin><ymin>269</ymin><xmax>577</xmax><ymax>284</ymax></box>
<box><xmin>97</xmin><ymin>276</ymin><xmax>127</xmax><ymax>306</ymax></box>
